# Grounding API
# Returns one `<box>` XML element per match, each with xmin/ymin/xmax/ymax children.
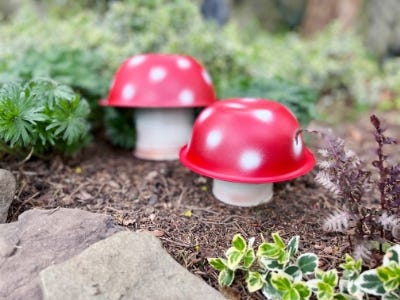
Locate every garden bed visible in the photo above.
<box><xmin>1</xmin><ymin>110</ymin><xmax>399</xmax><ymax>300</ymax></box>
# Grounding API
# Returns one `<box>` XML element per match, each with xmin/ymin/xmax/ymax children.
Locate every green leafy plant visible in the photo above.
<box><xmin>208</xmin><ymin>234</ymin><xmax>256</xmax><ymax>287</ymax></box>
<box><xmin>316</xmin><ymin>115</ymin><xmax>399</xmax><ymax>261</ymax></box>
<box><xmin>209</xmin><ymin>232</ymin><xmax>318</xmax><ymax>299</ymax></box>
<box><xmin>0</xmin><ymin>79</ymin><xmax>91</xmax><ymax>157</ymax></box>
<box><xmin>356</xmin><ymin>245</ymin><xmax>400</xmax><ymax>299</ymax></box>
<box><xmin>209</xmin><ymin>233</ymin><xmax>400</xmax><ymax>299</ymax></box>
<box><xmin>1</xmin><ymin>47</ymin><xmax>110</xmax><ymax>105</ymax></box>
<box><xmin>102</xmin><ymin>108</ymin><xmax>136</xmax><ymax>149</ymax></box>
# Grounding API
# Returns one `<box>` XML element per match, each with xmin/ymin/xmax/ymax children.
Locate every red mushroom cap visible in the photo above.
<box><xmin>99</xmin><ymin>54</ymin><xmax>217</xmax><ymax>108</ymax></box>
<box><xmin>179</xmin><ymin>98</ymin><xmax>316</xmax><ymax>183</ymax></box>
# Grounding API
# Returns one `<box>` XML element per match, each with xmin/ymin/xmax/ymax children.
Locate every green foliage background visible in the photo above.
<box><xmin>1</xmin><ymin>0</ymin><xmax>399</xmax><ymax>150</ymax></box>
<box><xmin>0</xmin><ymin>79</ymin><xmax>91</xmax><ymax>156</ymax></box>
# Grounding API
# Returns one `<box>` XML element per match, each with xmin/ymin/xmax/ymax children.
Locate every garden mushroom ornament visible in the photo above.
<box><xmin>100</xmin><ymin>54</ymin><xmax>216</xmax><ymax>160</ymax></box>
<box><xmin>179</xmin><ymin>98</ymin><xmax>316</xmax><ymax>207</ymax></box>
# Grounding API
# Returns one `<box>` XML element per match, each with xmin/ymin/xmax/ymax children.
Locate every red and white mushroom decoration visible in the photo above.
<box><xmin>179</xmin><ymin>98</ymin><xmax>316</xmax><ymax>207</ymax></box>
<box><xmin>100</xmin><ymin>53</ymin><xmax>217</xmax><ymax>160</ymax></box>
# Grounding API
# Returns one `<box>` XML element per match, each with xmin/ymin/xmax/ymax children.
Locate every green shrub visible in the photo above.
<box><xmin>3</xmin><ymin>1</ymin><xmax>388</xmax><ymax>149</ymax></box>
<box><xmin>209</xmin><ymin>232</ymin><xmax>400</xmax><ymax>299</ymax></box>
<box><xmin>1</xmin><ymin>47</ymin><xmax>109</xmax><ymax>106</ymax></box>
<box><xmin>0</xmin><ymin>79</ymin><xmax>91</xmax><ymax>157</ymax></box>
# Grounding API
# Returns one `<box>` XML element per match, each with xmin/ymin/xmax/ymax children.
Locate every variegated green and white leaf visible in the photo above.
<box><xmin>218</xmin><ymin>268</ymin><xmax>235</xmax><ymax>287</ymax></box>
<box><xmin>242</xmin><ymin>248</ymin><xmax>256</xmax><ymax>269</ymax></box>
<box><xmin>232</xmin><ymin>234</ymin><xmax>247</xmax><ymax>252</ymax></box>
<box><xmin>246</xmin><ymin>271</ymin><xmax>264</xmax><ymax>293</ymax></box>
<box><xmin>208</xmin><ymin>257</ymin><xmax>227</xmax><ymax>271</ymax></box>
<box><xmin>287</xmin><ymin>235</ymin><xmax>299</xmax><ymax>258</ymax></box>
<box><xmin>383</xmin><ymin>245</ymin><xmax>400</xmax><ymax>266</ymax></box>
<box><xmin>285</xmin><ymin>265</ymin><xmax>302</xmax><ymax>281</ymax></box>
<box><xmin>297</xmin><ymin>253</ymin><xmax>318</xmax><ymax>274</ymax></box>
<box><xmin>227</xmin><ymin>249</ymin><xmax>244</xmax><ymax>270</ymax></box>
<box><xmin>356</xmin><ymin>269</ymin><xmax>386</xmax><ymax>296</ymax></box>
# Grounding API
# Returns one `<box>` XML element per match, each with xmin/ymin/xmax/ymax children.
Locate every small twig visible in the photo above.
<box><xmin>93</xmin><ymin>183</ymin><xmax>106</xmax><ymax>198</ymax></box>
<box><xmin>160</xmin><ymin>237</ymin><xmax>193</xmax><ymax>248</ymax></box>
<box><xmin>295</xmin><ymin>128</ymin><xmax>320</xmax><ymax>143</ymax></box>
<box><xmin>183</xmin><ymin>206</ymin><xmax>220</xmax><ymax>215</ymax></box>
<box><xmin>13</xmin><ymin>191</ymin><xmax>40</xmax><ymax>216</ymax></box>
<box><xmin>46</xmin><ymin>206</ymin><xmax>60</xmax><ymax>215</ymax></box>
<box><xmin>175</xmin><ymin>188</ymin><xmax>186</xmax><ymax>207</ymax></box>
<box><xmin>15</xmin><ymin>147</ymin><xmax>34</xmax><ymax>167</ymax></box>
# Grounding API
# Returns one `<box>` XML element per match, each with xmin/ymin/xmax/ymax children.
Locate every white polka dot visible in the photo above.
<box><xmin>293</xmin><ymin>136</ymin><xmax>303</xmax><ymax>158</ymax></box>
<box><xmin>179</xmin><ymin>89</ymin><xmax>194</xmax><ymax>105</ymax></box>
<box><xmin>239</xmin><ymin>150</ymin><xmax>262</xmax><ymax>171</ymax></box>
<box><xmin>177</xmin><ymin>58</ymin><xmax>191</xmax><ymax>69</ymax></box>
<box><xmin>202</xmin><ymin>70</ymin><xmax>212</xmax><ymax>85</ymax></box>
<box><xmin>198</xmin><ymin>107</ymin><xmax>213</xmax><ymax>122</ymax></box>
<box><xmin>242</xmin><ymin>98</ymin><xmax>257</xmax><ymax>102</ymax></box>
<box><xmin>225</xmin><ymin>103</ymin><xmax>245</xmax><ymax>109</ymax></box>
<box><xmin>206</xmin><ymin>130</ymin><xmax>222</xmax><ymax>149</ymax></box>
<box><xmin>149</xmin><ymin>67</ymin><xmax>167</xmax><ymax>82</ymax></box>
<box><xmin>254</xmin><ymin>109</ymin><xmax>273</xmax><ymax>122</ymax></box>
<box><xmin>128</xmin><ymin>55</ymin><xmax>146</xmax><ymax>67</ymax></box>
<box><xmin>122</xmin><ymin>84</ymin><xmax>136</xmax><ymax>100</ymax></box>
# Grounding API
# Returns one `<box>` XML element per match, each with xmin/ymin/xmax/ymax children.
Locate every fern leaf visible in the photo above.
<box><xmin>315</xmin><ymin>171</ymin><xmax>341</xmax><ymax>195</ymax></box>
<box><xmin>317</xmin><ymin>148</ymin><xmax>329</xmax><ymax>157</ymax></box>
<box><xmin>352</xmin><ymin>242</ymin><xmax>371</xmax><ymax>263</ymax></box>
<box><xmin>378</xmin><ymin>212</ymin><xmax>400</xmax><ymax>231</ymax></box>
<box><xmin>323</xmin><ymin>210</ymin><xmax>349</xmax><ymax>232</ymax></box>
<box><xmin>318</xmin><ymin>160</ymin><xmax>334</xmax><ymax>169</ymax></box>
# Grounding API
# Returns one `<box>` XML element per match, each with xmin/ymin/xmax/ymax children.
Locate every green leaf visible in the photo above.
<box><xmin>218</xmin><ymin>268</ymin><xmax>235</xmax><ymax>286</ymax></box>
<box><xmin>321</xmin><ymin>269</ymin><xmax>339</xmax><ymax>288</ymax></box>
<box><xmin>316</xmin><ymin>281</ymin><xmax>335</xmax><ymax>300</ymax></box>
<box><xmin>272</xmin><ymin>232</ymin><xmax>286</xmax><ymax>249</ymax></box>
<box><xmin>339</xmin><ymin>254</ymin><xmax>362</xmax><ymax>280</ymax></box>
<box><xmin>259</xmin><ymin>257</ymin><xmax>285</xmax><ymax>271</ymax></box>
<box><xmin>377</xmin><ymin>262</ymin><xmax>400</xmax><ymax>292</ymax></box>
<box><xmin>208</xmin><ymin>258</ymin><xmax>227</xmax><ymax>271</ymax></box>
<box><xmin>287</xmin><ymin>236</ymin><xmax>299</xmax><ymax>258</ymax></box>
<box><xmin>297</xmin><ymin>253</ymin><xmax>318</xmax><ymax>274</ymax></box>
<box><xmin>103</xmin><ymin>107</ymin><xmax>136</xmax><ymax>149</ymax></box>
<box><xmin>293</xmin><ymin>282</ymin><xmax>311</xmax><ymax>299</ymax></box>
<box><xmin>262</xmin><ymin>275</ymin><xmax>282</xmax><ymax>299</ymax></box>
<box><xmin>258</xmin><ymin>242</ymin><xmax>285</xmax><ymax>260</ymax></box>
<box><xmin>246</xmin><ymin>271</ymin><xmax>264</xmax><ymax>293</ymax></box>
<box><xmin>242</xmin><ymin>248</ymin><xmax>256</xmax><ymax>269</ymax></box>
<box><xmin>282</xmin><ymin>288</ymin><xmax>301</xmax><ymax>300</ymax></box>
<box><xmin>285</xmin><ymin>265</ymin><xmax>302</xmax><ymax>281</ymax></box>
<box><xmin>232</xmin><ymin>234</ymin><xmax>247</xmax><ymax>252</ymax></box>
<box><xmin>383</xmin><ymin>245</ymin><xmax>400</xmax><ymax>266</ymax></box>
<box><xmin>271</xmin><ymin>273</ymin><xmax>292</xmax><ymax>291</ymax></box>
<box><xmin>227</xmin><ymin>249</ymin><xmax>244</xmax><ymax>270</ymax></box>
<box><xmin>356</xmin><ymin>269</ymin><xmax>386</xmax><ymax>296</ymax></box>
<box><xmin>0</xmin><ymin>83</ymin><xmax>46</xmax><ymax>147</ymax></box>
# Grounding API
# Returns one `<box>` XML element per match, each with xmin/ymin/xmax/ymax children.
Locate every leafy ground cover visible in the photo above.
<box><xmin>1</xmin><ymin>110</ymin><xmax>398</xmax><ymax>299</ymax></box>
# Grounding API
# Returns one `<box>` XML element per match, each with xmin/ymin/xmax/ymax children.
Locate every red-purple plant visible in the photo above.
<box><xmin>316</xmin><ymin>115</ymin><xmax>399</xmax><ymax>262</ymax></box>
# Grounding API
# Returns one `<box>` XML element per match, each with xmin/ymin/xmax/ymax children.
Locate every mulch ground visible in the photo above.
<box><xmin>1</xmin><ymin>109</ymin><xmax>399</xmax><ymax>300</ymax></box>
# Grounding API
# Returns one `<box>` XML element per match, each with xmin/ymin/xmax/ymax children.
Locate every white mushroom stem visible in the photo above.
<box><xmin>134</xmin><ymin>108</ymin><xmax>194</xmax><ymax>160</ymax></box>
<box><xmin>212</xmin><ymin>179</ymin><xmax>273</xmax><ymax>207</ymax></box>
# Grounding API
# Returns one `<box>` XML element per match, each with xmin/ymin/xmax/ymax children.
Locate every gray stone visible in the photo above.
<box><xmin>0</xmin><ymin>208</ymin><xmax>123</xmax><ymax>300</ymax></box>
<box><xmin>0</xmin><ymin>169</ymin><xmax>16</xmax><ymax>223</ymax></box>
<box><xmin>40</xmin><ymin>231</ymin><xmax>225</xmax><ymax>300</ymax></box>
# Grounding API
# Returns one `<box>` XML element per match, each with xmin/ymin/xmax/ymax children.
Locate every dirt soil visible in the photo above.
<box><xmin>1</xmin><ymin>110</ymin><xmax>399</xmax><ymax>300</ymax></box>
